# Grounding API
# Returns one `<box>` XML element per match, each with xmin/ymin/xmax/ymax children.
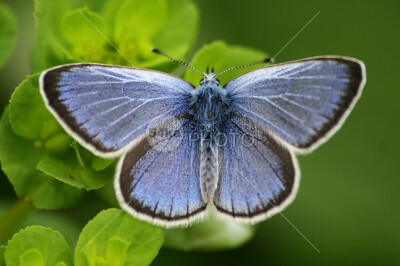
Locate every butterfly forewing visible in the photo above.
<box><xmin>224</xmin><ymin>57</ymin><xmax>366</xmax><ymax>152</ymax></box>
<box><xmin>40</xmin><ymin>63</ymin><xmax>194</xmax><ymax>158</ymax></box>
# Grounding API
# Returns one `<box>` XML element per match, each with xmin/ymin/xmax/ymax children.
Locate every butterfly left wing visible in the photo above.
<box><xmin>40</xmin><ymin>63</ymin><xmax>194</xmax><ymax>158</ymax></box>
<box><xmin>214</xmin><ymin>116</ymin><xmax>298</xmax><ymax>222</ymax></box>
<box><xmin>115</xmin><ymin>117</ymin><xmax>206</xmax><ymax>227</ymax></box>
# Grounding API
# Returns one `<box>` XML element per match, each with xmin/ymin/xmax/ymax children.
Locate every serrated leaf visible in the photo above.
<box><xmin>0</xmin><ymin>108</ymin><xmax>84</xmax><ymax>209</ymax></box>
<box><xmin>164</xmin><ymin>218</ymin><xmax>254</xmax><ymax>251</ymax></box>
<box><xmin>4</xmin><ymin>226</ymin><xmax>73</xmax><ymax>266</ymax></box>
<box><xmin>0</xmin><ymin>3</ymin><xmax>17</xmax><ymax>69</ymax></box>
<box><xmin>35</xmin><ymin>0</ymin><xmax>72</xmax><ymax>67</ymax></box>
<box><xmin>62</xmin><ymin>8</ymin><xmax>107</xmax><ymax>61</ymax></box>
<box><xmin>75</xmin><ymin>208</ymin><xmax>164</xmax><ymax>266</ymax></box>
<box><xmin>9</xmin><ymin>73</ymin><xmax>57</xmax><ymax>140</ymax></box>
<box><xmin>185</xmin><ymin>40</ymin><xmax>268</xmax><ymax>86</ymax></box>
<box><xmin>37</xmin><ymin>152</ymin><xmax>114</xmax><ymax>190</ymax></box>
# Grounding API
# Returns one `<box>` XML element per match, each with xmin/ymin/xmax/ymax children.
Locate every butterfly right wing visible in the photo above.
<box><xmin>40</xmin><ymin>63</ymin><xmax>194</xmax><ymax>158</ymax></box>
<box><xmin>115</xmin><ymin>117</ymin><xmax>207</xmax><ymax>227</ymax></box>
<box><xmin>224</xmin><ymin>57</ymin><xmax>366</xmax><ymax>153</ymax></box>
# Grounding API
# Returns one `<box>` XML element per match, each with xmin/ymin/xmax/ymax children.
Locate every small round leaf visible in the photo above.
<box><xmin>5</xmin><ymin>226</ymin><xmax>73</xmax><ymax>266</ymax></box>
<box><xmin>75</xmin><ymin>208</ymin><xmax>164</xmax><ymax>266</ymax></box>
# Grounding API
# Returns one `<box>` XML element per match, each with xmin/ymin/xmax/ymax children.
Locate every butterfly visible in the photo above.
<box><xmin>40</xmin><ymin>51</ymin><xmax>366</xmax><ymax>228</ymax></box>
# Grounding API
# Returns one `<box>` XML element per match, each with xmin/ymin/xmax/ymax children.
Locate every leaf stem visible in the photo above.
<box><xmin>0</xmin><ymin>197</ymin><xmax>35</xmax><ymax>243</ymax></box>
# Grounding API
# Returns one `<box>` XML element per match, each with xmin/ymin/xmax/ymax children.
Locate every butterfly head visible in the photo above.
<box><xmin>200</xmin><ymin>67</ymin><xmax>220</xmax><ymax>86</ymax></box>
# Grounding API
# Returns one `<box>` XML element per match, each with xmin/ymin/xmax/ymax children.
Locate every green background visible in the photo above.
<box><xmin>0</xmin><ymin>0</ymin><xmax>399</xmax><ymax>265</ymax></box>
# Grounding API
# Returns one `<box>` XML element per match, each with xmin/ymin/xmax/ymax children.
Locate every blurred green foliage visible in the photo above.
<box><xmin>0</xmin><ymin>0</ymin><xmax>399</xmax><ymax>265</ymax></box>
<box><xmin>0</xmin><ymin>3</ymin><xmax>16</xmax><ymax>69</ymax></box>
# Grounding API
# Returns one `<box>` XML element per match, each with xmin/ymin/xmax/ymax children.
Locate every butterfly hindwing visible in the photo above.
<box><xmin>40</xmin><ymin>63</ymin><xmax>194</xmax><ymax>157</ymax></box>
<box><xmin>224</xmin><ymin>57</ymin><xmax>366</xmax><ymax>152</ymax></box>
<box><xmin>214</xmin><ymin>115</ymin><xmax>298</xmax><ymax>222</ymax></box>
<box><xmin>115</xmin><ymin>117</ymin><xmax>207</xmax><ymax>227</ymax></box>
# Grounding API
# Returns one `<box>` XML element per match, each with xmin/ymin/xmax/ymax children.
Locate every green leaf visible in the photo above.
<box><xmin>19</xmin><ymin>249</ymin><xmax>44</xmax><ymax>266</ymax></box>
<box><xmin>62</xmin><ymin>8</ymin><xmax>107</xmax><ymax>61</ymax></box>
<box><xmin>0</xmin><ymin>245</ymin><xmax>5</xmax><ymax>266</ymax></box>
<box><xmin>185</xmin><ymin>41</ymin><xmax>227</xmax><ymax>85</ymax></box>
<box><xmin>34</xmin><ymin>0</ymin><xmax>72</xmax><ymax>67</ymax></box>
<box><xmin>4</xmin><ymin>226</ymin><xmax>73</xmax><ymax>266</ymax></box>
<box><xmin>0</xmin><ymin>108</ymin><xmax>84</xmax><ymax>209</ymax></box>
<box><xmin>34</xmin><ymin>0</ymin><xmax>199</xmax><ymax>68</ymax></box>
<box><xmin>70</xmin><ymin>141</ymin><xmax>85</xmax><ymax>167</ymax></box>
<box><xmin>114</xmin><ymin>0</ymin><xmax>167</xmax><ymax>63</ymax></box>
<box><xmin>75</xmin><ymin>208</ymin><xmax>164</xmax><ymax>266</ymax></box>
<box><xmin>165</xmin><ymin>218</ymin><xmax>254</xmax><ymax>251</ymax></box>
<box><xmin>43</xmin><ymin>132</ymin><xmax>73</xmax><ymax>155</ymax></box>
<box><xmin>9</xmin><ymin>73</ymin><xmax>58</xmax><ymax>140</ymax></box>
<box><xmin>185</xmin><ymin>40</ymin><xmax>268</xmax><ymax>86</ymax></box>
<box><xmin>115</xmin><ymin>0</ymin><xmax>167</xmax><ymax>40</ymax></box>
<box><xmin>151</xmin><ymin>0</ymin><xmax>199</xmax><ymax>67</ymax></box>
<box><xmin>36</xmin><ymin>153</ymin><xmax>114</xmax><ymax>190</ymax></box>
<box><xmin>51</xmin><ymin>0</ymin><xmax>200</xmax><ymax>68</ymax></box>
<box><xmin>0</xmin><ymin>3</ymin><xmax>17</xmax><ymax>69</ymax></box>
<box><xmin>31</xmin><ymin>42</ymin><xmax>48</xmax><ymax>73</ymax></box>
<box><xmin>91</xmin><ymin>156</ymin><xmax>114</xmax><ymax>172</ymax></box>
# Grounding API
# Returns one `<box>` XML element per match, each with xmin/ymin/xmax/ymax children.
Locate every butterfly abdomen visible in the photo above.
<box><xmin>199</xmin><ymin>130</ymin><xmax>219</xmax><ymax>202</ymax></box>
<box><xmin>190</xmin><ymin>79</ymin><xmax>231</xmax><ymax>202</ymax></box>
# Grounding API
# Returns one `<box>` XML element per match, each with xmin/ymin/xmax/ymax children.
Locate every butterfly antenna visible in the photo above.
<box><xmin>151</xmin><ymin>48</ymin><xmax>203</xmax><ymax>76</ymax></box>
<box><xmin>214</xmin><ymin>57</ymin><xmax>274</xmax><ymax>78</ymax></box>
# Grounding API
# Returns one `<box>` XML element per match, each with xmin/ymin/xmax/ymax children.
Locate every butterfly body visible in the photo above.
<box><xmin>189</xmin><ymin>74</ymin><xmax>230</xmax><ymax>202</ymax></box>
<box><xmin>40</xmin><ymin>56</ymin><xmax>366</xmax><ymax>227</ymax></box>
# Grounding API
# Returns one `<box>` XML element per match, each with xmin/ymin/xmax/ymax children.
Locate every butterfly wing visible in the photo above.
<box><xmin>115</xmin><ymin>117</ymin><xmax>207</xmax><ymax>227</ymax></box>
<box><xmin>40</xmin><ymin>63</ymin><xmax>194</xmax><ymax>157</ymax></box>
<box><xmin>224</xmin><ymin>57</ymin><xmax>366</xmax><ymax>152</ymax></box>
<box><xmin>214</xmin><ymin>116</ymin><xmax>298</xmax><ymax>222</ymax></box>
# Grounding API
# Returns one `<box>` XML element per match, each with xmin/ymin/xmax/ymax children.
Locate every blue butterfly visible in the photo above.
<box><xmin>40</xmin><ymin>51</ymin><xmax>366</xmax><ymax>227</ymax></box>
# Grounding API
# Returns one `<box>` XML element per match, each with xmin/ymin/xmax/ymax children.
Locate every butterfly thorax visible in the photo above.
<box><xmin>190</xmin><ymin>75</ymin><xmax>231</xmax><ymax>203</ymax></box>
